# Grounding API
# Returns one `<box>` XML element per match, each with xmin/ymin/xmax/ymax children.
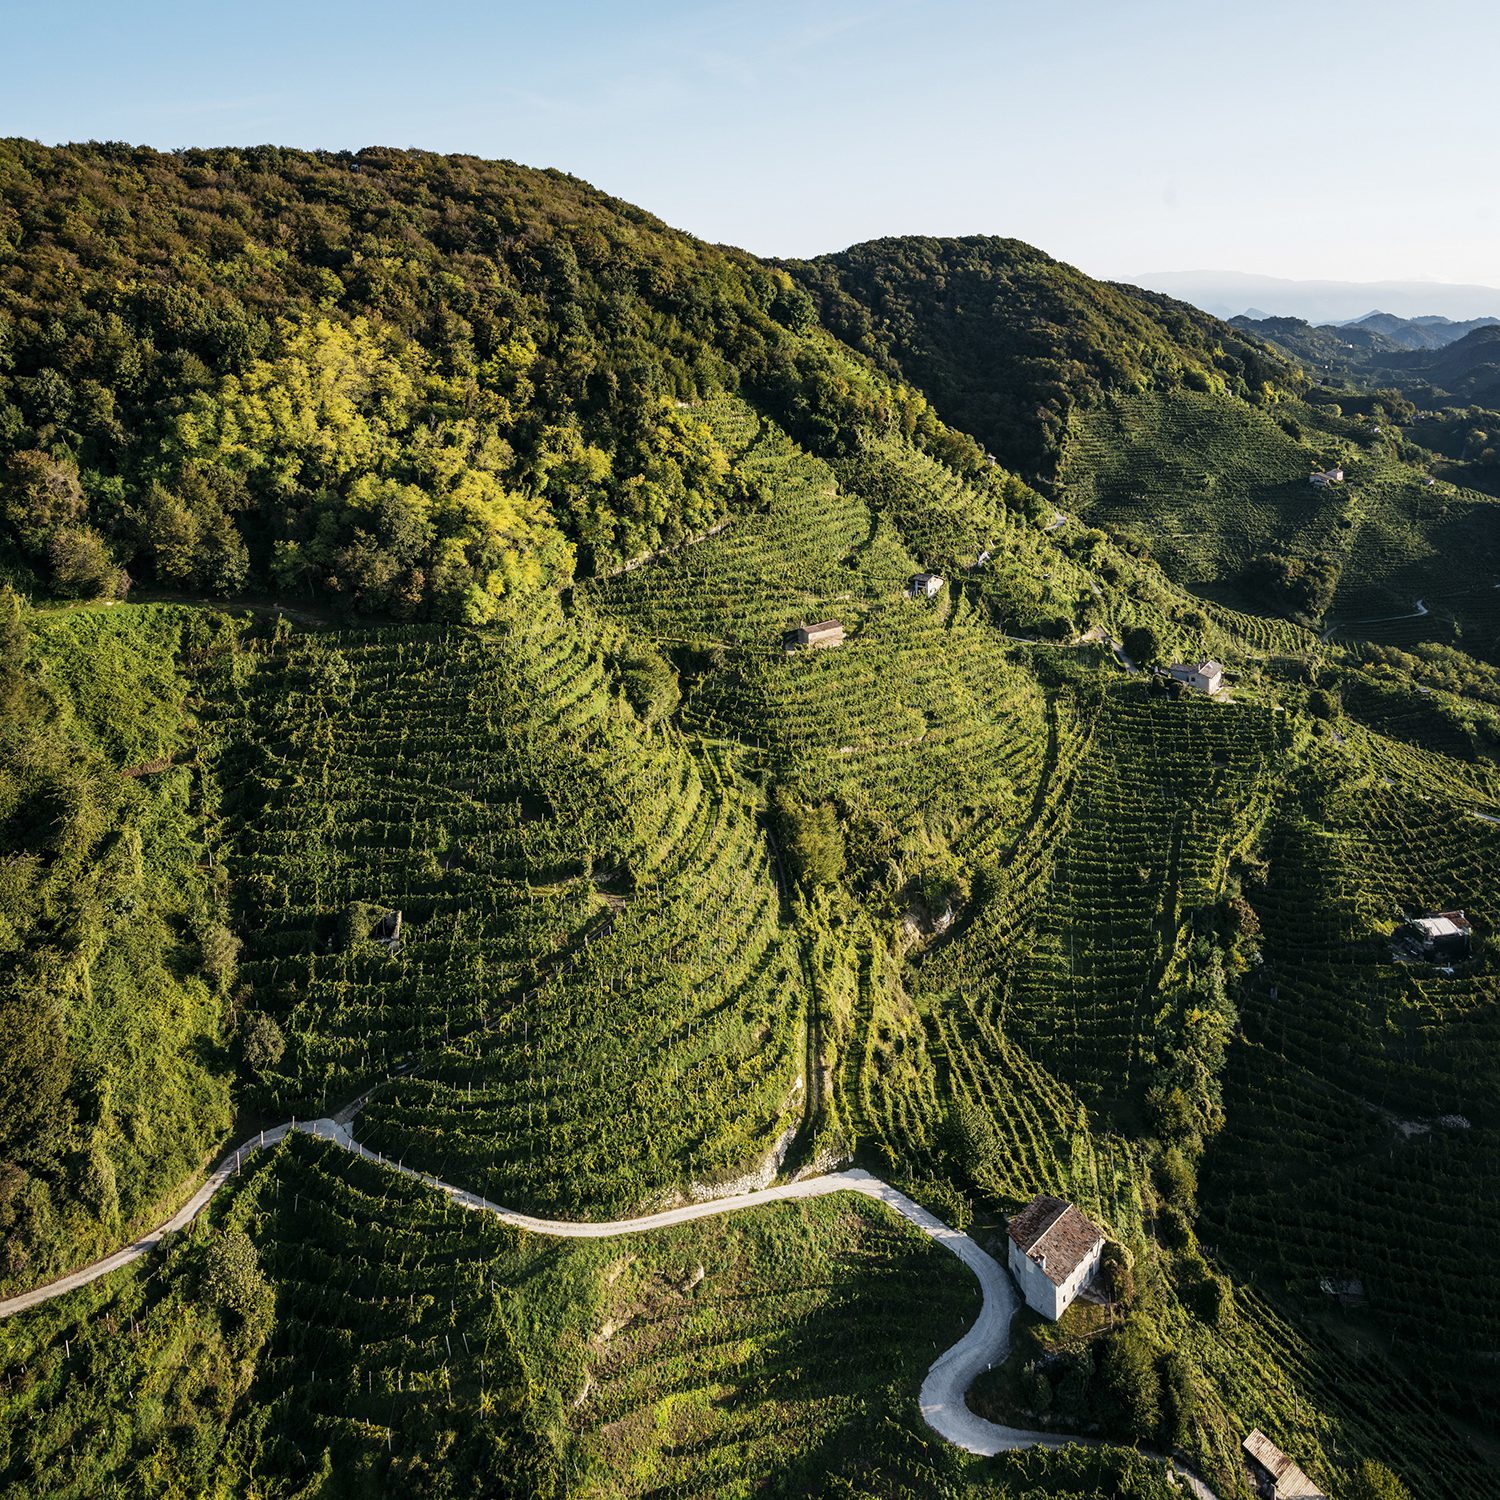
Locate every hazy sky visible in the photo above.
<box><xmin>4</xmin><ymin>0</ymin><xmax>1496</xmax><ymax>284</ymax></box>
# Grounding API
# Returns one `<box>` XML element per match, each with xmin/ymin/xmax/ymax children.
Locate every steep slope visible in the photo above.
<box><xmin>0</xmin><ymin>140</ymin><xmax>986</xmax><ymax>614</ymax></box>
<box><xmin>0</xmin><ymin>598</ymin><xmax>242</xmax><ymax>1295</ymax></box>
<box><xmin>786</xmin><ymin>235</ymin><xmax>1291</xmax><ymax>484</ymax></box>
<box><xmin>5</xmin><ymin>146</ymin><xmax>1500</xmax><ymax>1499</ymax></box>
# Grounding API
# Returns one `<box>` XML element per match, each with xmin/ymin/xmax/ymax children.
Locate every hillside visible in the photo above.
<box><xmin>0</xmin><ymin>139</ymin><xmax>995</xmax><ymax>613</ymax></box>
<box><xmin>1238</xmin><ymin>312</ymin><xmax>1500</xmax><ymax>405</ymax></box>
<box><xmin>785</xmin><ymin>236</ymin><xmax>1292</xmax><ymax>485</ymax></box>
<box><xmin>2</xmin><ymin>146</ymin><xmax>1499</xmax><ymax>1500</ymax></box>
<box><xmin>1347</xmin><ymin>312</ymin><xmax>1500</xmax><ymax>351</ymax></box>
<box><xmin>1388</xmin><ymin>324</ymin><xmax>1500</xmax><ymax>405</ymax></box>
<box><xmin>782</xmin><ymin>237</ymin><xmax>1500</xmax><ymax>648</ymax></box>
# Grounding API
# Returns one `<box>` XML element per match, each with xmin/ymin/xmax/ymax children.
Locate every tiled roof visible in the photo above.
<box><xmin>1243</xmin><ymin>1430</ymin><xmax>1327</xmax><ymax>1498</ymax></box>
<box><xmin>1007</xmin><ymin>1195</ymin><xmax>1103</xmax><ymax>1287</ymax></box>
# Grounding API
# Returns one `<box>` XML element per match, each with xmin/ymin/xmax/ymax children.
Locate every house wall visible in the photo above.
<box><xmin>1055</xmin><ymin>1240</ymin><xmax>1104</xmax><ymax>1314</ymax></box>
<box><xmin>1007</xmin><ymin>1237</ymin><xmax>1104</xmax><ymax>1321</ymax></box>
<box><xmin>1008</xmin><ymin>1238</ymin><xmax>1061</xmax><ymax>1319</ymax></box>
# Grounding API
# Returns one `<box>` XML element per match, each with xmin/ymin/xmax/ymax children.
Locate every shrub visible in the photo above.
<box><xmin>773</xmin><ymin>789</ymin><xmax>845</xmax><ymax>890</ymax></box>
<box><xmin>1160</xmin><ymin>1351</ymin><xmax>1197</xmax><ymax>1450</ymax></box>
<box><xmin>1307</xmin><ymin>686</ymin><xmax>1340</xmax><ymax>719</ymax></box>
<box><xmin>339</xmin><ymin>899</ymin><xmax>384</xmax><ymax>950</ymax></box>
<box><xmin>48</xmin><ymin>526</ymin><xmax>127</xmax><ymax>599</ymax></box>
<box><xmin>198</xmin><ymin>921</ymin><xmax>240</xmax><ymax>992</ymax></box>
<box><xmin>612</xmin><ymin>645</ymin><xmax>680</xmax><ymax>726</ymax></box>
<box><xmin>197</xmin><ymin>1227</ymin><xmax>271</xmax><ymax>1326</ymax></box>
<box><xmin>1154</xmin><ymin>1144</ymin><xmax>1198</xmax><ymax>1208</ymax></box>
<box><xmin>1124</xmin><ymin>624</ymin><xmax>1162</xmax><ymax>667</ymax></box>
<box><xmin>1101</xmin><ymin>1239</ymin><xmax>1136</xmax><ymax>1308</ymax></box>
<box><xmin>1347</xmin><ymin>1459</ymin><xmax>1414</xmax><ymax>1500</ymax></box>
<box><xmin>241</xmin><ymin>1012</ymin><xmax>286</xmax><ymax>1074</ymax></box>
<box><xmin>1</xmin><ymin>449</ymin><xmax>86</xmax><ymax>551</ymax></box>
<box><xmin>1100</xmin><ymin>1323</ymin><xmax>1162</xmax><ymax>1440</ymax></box>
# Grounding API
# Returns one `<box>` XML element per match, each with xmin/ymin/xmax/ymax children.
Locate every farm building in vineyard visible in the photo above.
<box><xmin>908</xmin><ymin>571</ymin><xmax>944</xmax><ymax>599</ymax></box>
<box><xmin>785</xmin><ymin>620</ymin><xmax>845</xmax><ymax>650</ymax></box>
<box><xmin>1006</xmin><ymin>1195</ymin><xmax>1104</xmax><ymax>1320</ymax></box>
<box><xmin>1399</xmin><ymin>910</ymin><xmax>1472</xmax><ymax>961</ymax></box>
<box><xmin>1167</xmin><ymin>660</ymin><xmax>1224</xmax><ymax>696</ymax></box>
<box><xmin>1242</xmin><ymin>1429</ymin><xmax>1327</xmax><ymax>1499</ymax></box>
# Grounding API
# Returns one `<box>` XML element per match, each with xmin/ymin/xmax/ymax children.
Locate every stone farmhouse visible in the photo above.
<box><xmin>1167</xmin><ymin>659</ymin><xmax>1224</xmax><ymax>695</ymax></box>
<box><xmin>1401</xmin><ymin>910</ymin><xmax>1472</xmax><ymax>961</ymax></box>
<box><xmin>1006</xmin><ymin>1195</ymin><xmax>1105</xmax><ymax>1320</ymax></box>
<box><xmin>785</xmin><ymin>620</ymin><xmax>844</xmax><ymax>651</ymax></box>
<box><xmin>909</xmin><ymin>571</ymin><xmax>944</xmax><ymax>599</ymax></box>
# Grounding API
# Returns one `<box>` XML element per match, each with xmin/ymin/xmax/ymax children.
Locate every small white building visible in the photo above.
<box><xmin>1242</xmin><ymin>1429</ymin><xmax>1327</xmax><ymax>1500</ymax></box>
<box><xmin>909</xmin><ymin>571</ymin><xmax>944</xmax><ymax>599</ymax></box>
<box><xmin>1168</xmin><ymin>660</ymin><xmax>1224</xmax><ymax>695</ymax></box>
<box><xmin>1309</xmin><ymin>468</ymin><xmax>1345</xmax><ymax>487</ymax></box>
<box><xmin>1006</xmin><ymin>1195</ymin><xmax>1105</xmax><ymax>1321</ymax></box>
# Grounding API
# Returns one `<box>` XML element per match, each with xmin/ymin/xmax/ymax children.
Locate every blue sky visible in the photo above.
<box><xmin>3</xmin><ymin>0</ymin><xmax>1496</xmax><ymax>283</ymax></box>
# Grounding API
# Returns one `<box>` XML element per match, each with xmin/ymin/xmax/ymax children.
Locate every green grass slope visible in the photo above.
<box><xmin>0</xmin><ymin>599</ymin><xmax>242</xmax><ymax>1295</ymax></box>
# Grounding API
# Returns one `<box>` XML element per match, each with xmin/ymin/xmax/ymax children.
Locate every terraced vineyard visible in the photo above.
<box><xmin>582</xmin><ymin>400</ymin><xmax>888</xmax><ymax>649</ymax></box>
<box><xmin>0</xmin><ymin>1131</ymin><xmax>990</xmax><ymax>1499</ymax></box>
<box><xmin>1059</xmin><ymin>391</ymin><xmax>1331</xmax><ymax>585</ymax></box>
<box><xmin>219</xmin><ymin>604</ymin><xmax>806</xmax><ymax>1215</ymax></box>
<box><xmin>11</xmin><ymin>137</ymin><xmax>1500</xmax><ymax>1500</ymax></box>
<box><xmin>1203</xmin><ymin>732</ymin><xmax>1500</xmax><ymax>1381</ymax></box>
<box><xmin>1323</xmin><ymin>457</ymin><xmax>1500</xmax><ymax>624</ymax></box>
<box><xmin>687</xmin><ymin>595</ymin><xmax>1048</xmax><ymax>845</ymax></box>
<box><xmin>988</xmin><ymin>687</ymin><xmax>1282</xmax><ymax>1118</ymax></box>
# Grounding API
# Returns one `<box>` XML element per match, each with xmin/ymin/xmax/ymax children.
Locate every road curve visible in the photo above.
<box><xmin>0</xmin><ymin>1115</ymin><xmax>1219</xmax><ymax>1493</ymax></box>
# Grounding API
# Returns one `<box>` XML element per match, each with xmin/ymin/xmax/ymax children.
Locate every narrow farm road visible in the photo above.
<box><xmin>0</xmin><ymin>1114</ymin><xmax>1221</xmax><ymax>1495</ymax></box>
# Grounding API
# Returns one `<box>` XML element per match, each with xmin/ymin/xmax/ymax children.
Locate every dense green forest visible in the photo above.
<box><xmin>2</xmin><ymin>142</ymin><xmax>1497</xmax><ymax>1500</ymax></box>
<box><xmin>0</xmin><ymin>139</ymin><xmax>989</xmax><ymax>615</ymax></box>
<box><xmin>785</xmin><ymin>235</ymin><xmax>1292</xmax><ymax>482</ymax></box>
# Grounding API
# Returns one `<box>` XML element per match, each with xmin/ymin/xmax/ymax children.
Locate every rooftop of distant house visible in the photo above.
<box><xmin>1007</xmin><ymin>1196</ymin><xmax>1103</xmax><ymax>1287</ymax></box>
<box><xmin>1242</xmin><ymin>1430</ymin><xmax>1327</xmax><ymax>1499</ymax></box>
<box><xmin>1410</xmin><ymin>911</ymin><xmax>1471</xmax><ymax>940</ymax></box>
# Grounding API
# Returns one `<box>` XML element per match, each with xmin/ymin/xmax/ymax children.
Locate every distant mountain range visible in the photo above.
<box><xmin>1231</xmin><ymin>311</ymin><xmax>1500</xmax><ymax>407</ymax></box>
<box><xmin>1132</xmin><ymin>269</ymin><xmax>1500</xmax><ymax>324</ymax></box>
<box><xmin>1342</xmin><ymin>311</ymin><xmax>1500</xmax><ymax>350</ymax></box>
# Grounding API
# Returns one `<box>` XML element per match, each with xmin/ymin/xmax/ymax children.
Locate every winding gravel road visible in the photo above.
<box><xmin>0</xmin><ymin>1115</ymin><xmax>1219</xmax><ymax>1494</ymax></box>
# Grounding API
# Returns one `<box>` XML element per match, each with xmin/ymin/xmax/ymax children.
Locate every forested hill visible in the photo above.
<box><xmin>0</xmin><ymin>140</ymin><xmax>987</xmax><ymax>616</ymax></box>
<box><xmin>785</xmin><ymin>235</ymin><xmax>1292</xmax><ymax>484</ymax></box>
<box><xmin>5</xmin><ymin>142</ymin><xmax>1500</xmax><ymax>1499</ymax></box>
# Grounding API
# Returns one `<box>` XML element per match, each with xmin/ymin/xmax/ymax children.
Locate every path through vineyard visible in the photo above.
<box><xmin>0</xmin><ymin>1112</ymin><xmax>1221</xmax><ymax>1497</ymax></box>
